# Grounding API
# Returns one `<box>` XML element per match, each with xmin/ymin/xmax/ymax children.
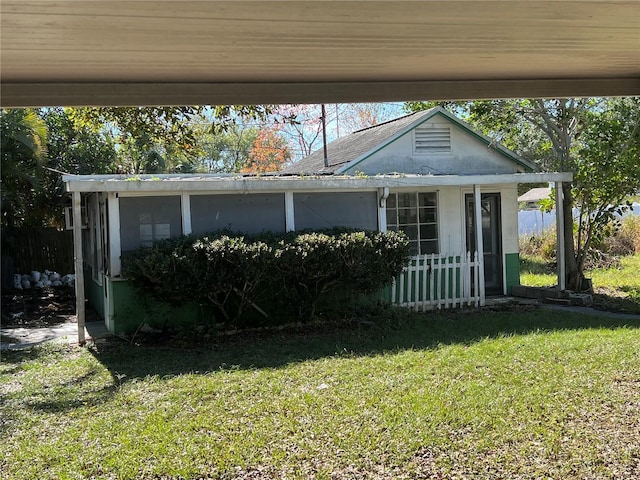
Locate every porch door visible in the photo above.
<box><xmin>465</xmin><ymin>193</ymin><xmax>503</xmax><ymax>295</ymax></box>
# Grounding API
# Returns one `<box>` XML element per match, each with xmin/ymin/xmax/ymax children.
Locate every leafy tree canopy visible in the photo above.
<box><xmin>1</xmin><ymin>108</ymin><xmax>49</xmax><ymax>229</ymax></box>
<box><xmin>69</xmin><ymin>105</ymin><xmax>276</xmax><ymax>158</ymax></box>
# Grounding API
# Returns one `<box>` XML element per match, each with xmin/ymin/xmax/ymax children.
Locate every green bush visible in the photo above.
<box><xmin>122</xmin><ymin>228</ymin><xmax>410</xmax><ymax>328</ymax></box>
<box><xmin>275</xmin><ymin>230</ymin><xmax>410</xmax><ymax>316</ymax></box>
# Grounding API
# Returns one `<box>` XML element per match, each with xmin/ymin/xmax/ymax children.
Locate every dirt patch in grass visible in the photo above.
<box><xmin>1</xmin><ymin>289</ymin><xmax>99</xmax><ymax>328</ymax></box>
<box><xmin>592</xmin><ymin>286</ymin><xmax>640</xmax><ymax>315</ymax></box>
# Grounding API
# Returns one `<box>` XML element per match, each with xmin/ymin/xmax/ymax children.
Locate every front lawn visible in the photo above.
<box><xmin>2</xmin><ymin>309</ymin><xmax>639</xmax><ymax>479</ymax></box>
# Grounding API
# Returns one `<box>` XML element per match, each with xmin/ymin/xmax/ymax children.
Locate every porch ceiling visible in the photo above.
<box><xmin>2</xmin><ymin>1</ymin><xmax>639</xmax><ymax>107</ymax></box>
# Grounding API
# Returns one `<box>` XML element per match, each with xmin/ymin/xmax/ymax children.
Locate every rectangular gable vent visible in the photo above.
<box><xmin>414</xmin><ymin>126</ymin><xmax>450</xmax><ymax>153</ymax></box>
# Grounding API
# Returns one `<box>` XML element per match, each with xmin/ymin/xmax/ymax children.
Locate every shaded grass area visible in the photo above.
<box><xmin>521</xmin><ymin>254</ymin><xmax>640</xmax><ymax>314</ymax></box>
<box><xmin>2</xmin><ymin>308</ymin><xmax>640</xmax><ymax>479</ymax></box>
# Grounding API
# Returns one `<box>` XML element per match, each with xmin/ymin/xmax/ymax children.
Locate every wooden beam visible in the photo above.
<box><xmin>2</xmin><ymin>78</ymin><xmax>638</xmax><ymax>108</ymax></box>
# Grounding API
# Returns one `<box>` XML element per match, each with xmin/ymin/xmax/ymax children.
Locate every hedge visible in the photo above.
<box><xmin>122</xmin><ymin>228</ymin><xmax>410</xmax><ymax>328</ymax></box>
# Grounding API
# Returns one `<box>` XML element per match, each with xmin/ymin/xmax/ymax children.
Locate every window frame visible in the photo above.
<box><xmin>386</xmin><ymin>190</ymin><xmax>439</xmax><ymax>255</ymax></box>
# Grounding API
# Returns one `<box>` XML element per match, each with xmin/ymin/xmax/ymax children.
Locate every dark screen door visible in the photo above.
<box><xmin>465</xmin><ymin>193</ymin><xmax>503</xmax><ymax>295</ymax></box>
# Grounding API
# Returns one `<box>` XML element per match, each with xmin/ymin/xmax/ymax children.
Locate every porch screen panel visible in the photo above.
<box><xmin>293</xmin><ymin>192</ymin><xmax>377</xmax><ymax>231</ymax></box>
<box><xmin>119</xmin><ymin>196</ymin><xmax>183</xmax><ymax>251</ymax></box>
<box><xmin>190</xmin><ymin>193</ymin><xmax>285</xmax><ymax>235</ymax></box>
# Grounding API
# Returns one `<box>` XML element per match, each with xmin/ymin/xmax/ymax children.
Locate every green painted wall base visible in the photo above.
<box><xmin>84</xmin><ymin>267</ymin><xmax>105</xmax><ymax>319</ymax></box>
<box><xmin>107</xmin><ymin>279</ymin><xmax>217</xmax><ymax>334</ymax></box>
<box><xmin>505</xmin><ymin>252</ymin><xmax>520</xmax><ymax>294</ymax></box>
<box><xmin>104</xmin><ymin>278</ymin><xmax>384</xmax><ymax>335</ymax></box>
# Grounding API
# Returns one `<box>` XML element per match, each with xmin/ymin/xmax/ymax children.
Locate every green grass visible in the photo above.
<box><xmin>2</xmin><ymin>309</ymin><xmax>640</xmax><ymax>479</ymax></box>
<box><xmin>521</xmin><ymin>254</ymin><xmax>640</xmax><ymax>314</ymax></box>
<box><xmin>519</xmin><ymin>255</ymin><xmax>557</xmax><ymax>287</ymax></box>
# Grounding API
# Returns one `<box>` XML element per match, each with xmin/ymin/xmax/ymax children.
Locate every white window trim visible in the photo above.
<box><xmin>386</xmin><ymin>190</ymin><xmax>440</xmax><ymax>255</ymax></box>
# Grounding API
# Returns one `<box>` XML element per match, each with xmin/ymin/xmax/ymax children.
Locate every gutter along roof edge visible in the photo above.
<box><xmin>64</xmin><ymin>172</ymin><xmax>573</xmax><ymax>193</ymax></box>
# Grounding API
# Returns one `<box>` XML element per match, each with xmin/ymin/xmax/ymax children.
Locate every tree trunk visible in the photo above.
<box><xmin>561</xmin><ymin>183</ymin><xmax>581</xmax><ymax>290</ymax></box>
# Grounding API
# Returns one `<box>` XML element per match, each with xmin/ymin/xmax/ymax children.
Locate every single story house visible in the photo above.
<box><xmin>64</xmin><ymin>107</ymin><xmax>572</xmax><ymax>336</ymax></box>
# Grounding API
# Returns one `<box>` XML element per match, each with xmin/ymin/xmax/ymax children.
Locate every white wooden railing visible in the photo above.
<box><xmin>391</xmin><ymin>252</ymin><xmax>481</xmax><ymax>310</ymax></box>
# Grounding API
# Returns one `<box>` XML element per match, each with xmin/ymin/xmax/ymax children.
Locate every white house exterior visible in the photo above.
<box><xmin>64</xmin><ymin>107</ymin><xmax>572</xmax><ymax>336</ymax></box>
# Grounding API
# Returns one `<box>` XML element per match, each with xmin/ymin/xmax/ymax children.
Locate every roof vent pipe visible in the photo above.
<box><xmin>321</xmin><ymin>104</ymin><xmax>328</xmax><ymax>168</ymax></box>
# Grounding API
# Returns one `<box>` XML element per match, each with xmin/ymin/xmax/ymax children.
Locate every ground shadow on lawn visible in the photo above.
<box><xmin>5</xmin><ymin>306</ymin><xmax>640</xmax><ymax>417</ymax></box>
<box><xmin>88</xmin><ymin>306</ymin><xmax>640</xmax><ymax>382</ymax></box>
<box><xmin>593</xmin><ymin>287</ymin><xmax>640</xmax><ymax>315</ymax></box>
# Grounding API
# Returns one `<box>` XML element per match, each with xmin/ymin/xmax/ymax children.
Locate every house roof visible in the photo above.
<box><xmin>283</xmin><ymin>110</ymin><xmax>431</xmax><ymax>174</ymax></box>
<box><xmin>2</xmin><ymin>1</ymin><xmax>638</xmax><ymax>107</ymax></box>
<box><xmin>282</xmin><ymin>106</ymin><xmax>538</xmax><ymax>175</ymax></box>
<box><xmin>518</xmin><ymin>187</ymin><xmax>552</xmax><ymax>203</ymax></box>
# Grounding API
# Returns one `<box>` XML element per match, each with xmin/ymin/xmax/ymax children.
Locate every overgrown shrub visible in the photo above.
<box><xmin>518</xmin><ymin>227</ymin><xmax>557</xmax><ymax>260</ymax></box>
<box><xmin>122</xmin><ymin>228</ymin><xmax>410</xmax><ymax>328</ymax></box>
<box><xmin>519</xmin><ymin>215</ymin><xmax>640</xmax><ymax>270</ymax></box>
<box><xmin>122</xmin><ymin>235</ymin><xmax>201</xmax><ymax>306</ymax></box>
<box><xmin>604</xmin><ymin>215</ymin><xmax>640</xmax><ymax>256</ymax></box>
<box><xmin>275</xmin><ymin>230</ymin><xmax>410</xmax><ymax>316</ymax></box>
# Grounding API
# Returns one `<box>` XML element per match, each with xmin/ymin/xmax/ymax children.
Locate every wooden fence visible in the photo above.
<box><xmin>391</xmin><ymin>252</ymin><xmax>481</xmax><ymax>310</ymax></box>
<box><xmin>3</xmin><ymin>227</ymin><xmax>74</xmax><ymax>274</ymax></box>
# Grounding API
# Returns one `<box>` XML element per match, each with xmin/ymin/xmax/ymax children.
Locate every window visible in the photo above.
<box><xmin>414</xmin><ymin>126</ymin><xmax>450</xmax><ymax>153</ymax></box>
<box><xmin>138</xmin><ymin>212</ymin><xmax>171</xmax><ymax>247</ymax></box>
<box><xmin>386</xmin><ymin>192</ymin><xmax>438</xmax><ymax>255</ymax></box>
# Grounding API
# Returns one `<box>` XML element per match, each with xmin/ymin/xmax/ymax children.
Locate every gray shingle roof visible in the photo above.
<box><xmin>281</xmin><ymin>109</ymin><xmax>436</xmax><ymax>175</ymax></box>
<box><xmin>518</xmin><ymin>187</ymin><xmax>552</xmax><ymax>202</ymax></box>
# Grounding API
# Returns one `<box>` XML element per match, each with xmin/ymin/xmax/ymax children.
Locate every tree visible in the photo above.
<box><xmin>36</xmin><ymin>108</ymin><xmax>117</xmax><ymax>226</ymax></box>
<box><xmin>197</xmin><ymin>124</ymin><xmax>259</xmax><ymax>173</ymax></box>
<box><xmin>70</xmin><ymin>105</ymin><xmax>275</xmax><ymax>159</ymax></box>
<box><xmin>274</xmin><ymin>105</ymin><xmax>324</xmax><ymax>159</ymax></box>
<box><xmin>273</xmin><ymin>103</ymin><xmax>403</xmax><ymax>161</ymax></box>
<box><xmin>331</xmin><ymin>103</ymin><xmax>398</xmax><ymax>135</ymax></box>
<box><xmin>70</xmin><ymin>105</ymin><xmax>280</xmax><ymax>174</ymax></box>
<box><xmin>0</xmin><ymin>108</ymin><xmax>48</xmax><ymax>229</ymax></box>
<box><xmin>572</xmin><ymin>98</ymin><xmax>640</xmax><ymax>276</ymax></box>
<box><xmin>405</xmin><ymin>97</ymin><xmax>640</xmax><ymax>289</ymax></box>
<box><xmin>242</xmin><ymin>128</ymin><xmax>291</xmax><ymax>173</ymax></box>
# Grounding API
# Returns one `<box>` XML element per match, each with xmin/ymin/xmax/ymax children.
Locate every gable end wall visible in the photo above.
<box><xmin>344</xmin><ymin>116</ymin><xmax>523</xmax><ymax>176</ymax></box>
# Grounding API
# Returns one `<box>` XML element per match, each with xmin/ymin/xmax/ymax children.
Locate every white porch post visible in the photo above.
<box><xmin>285</xmin><ymin>191</ymin><xmax>295</xmax><ymax>232</ymax></box>
<box><xmin>72</xmin><ymin>191</ymin><xmax>86</xmax><ymax>345</ymax></box>
<box><xmin>377</xmin><ymin>187</ymin><xmax>389</xmax><ymax>232</ymax></box>
<box><xmin>181</xmin><ymin>192</ymin><xmax>192</xmax><ymax>235</ymax></box>
<box><xmin>473</xmin><ymin>185</ymin><xmax>486</xmax><ymax>306</ymax></box>
<box><xmin>107</xmin><ymin>193</ymin><xmax>121</xmax><ymax>277</ymax></box>
<box><xmin>555</xmin><ymin>181</ymin><xmax>566</xmax><ymax>291</ymax></box>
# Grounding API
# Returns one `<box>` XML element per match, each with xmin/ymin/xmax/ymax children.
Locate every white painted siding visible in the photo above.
<box><xmin>439</xmin><ymin>187</ymin><xmax>464</xmax><ymax>253</ymax></box>
<box><xmin>345</xmin><ymin>116</ymin><xmax>522</xmax><ymax>176</ymax></box>
<box><xmin>500</xmin><ymin>186</ymin><xmax>519</xmax><ymax>255</ymax></box>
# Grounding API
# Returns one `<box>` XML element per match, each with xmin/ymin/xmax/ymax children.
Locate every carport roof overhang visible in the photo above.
<box><xmin>63</xmin><ymin>172</ymin><xmax>574</xmax><ymax>194</ymax></box>
<box><xmin>1</xmin><ymin>1</ymin><xmax>639</xmax><ymax>108</ymax></box>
